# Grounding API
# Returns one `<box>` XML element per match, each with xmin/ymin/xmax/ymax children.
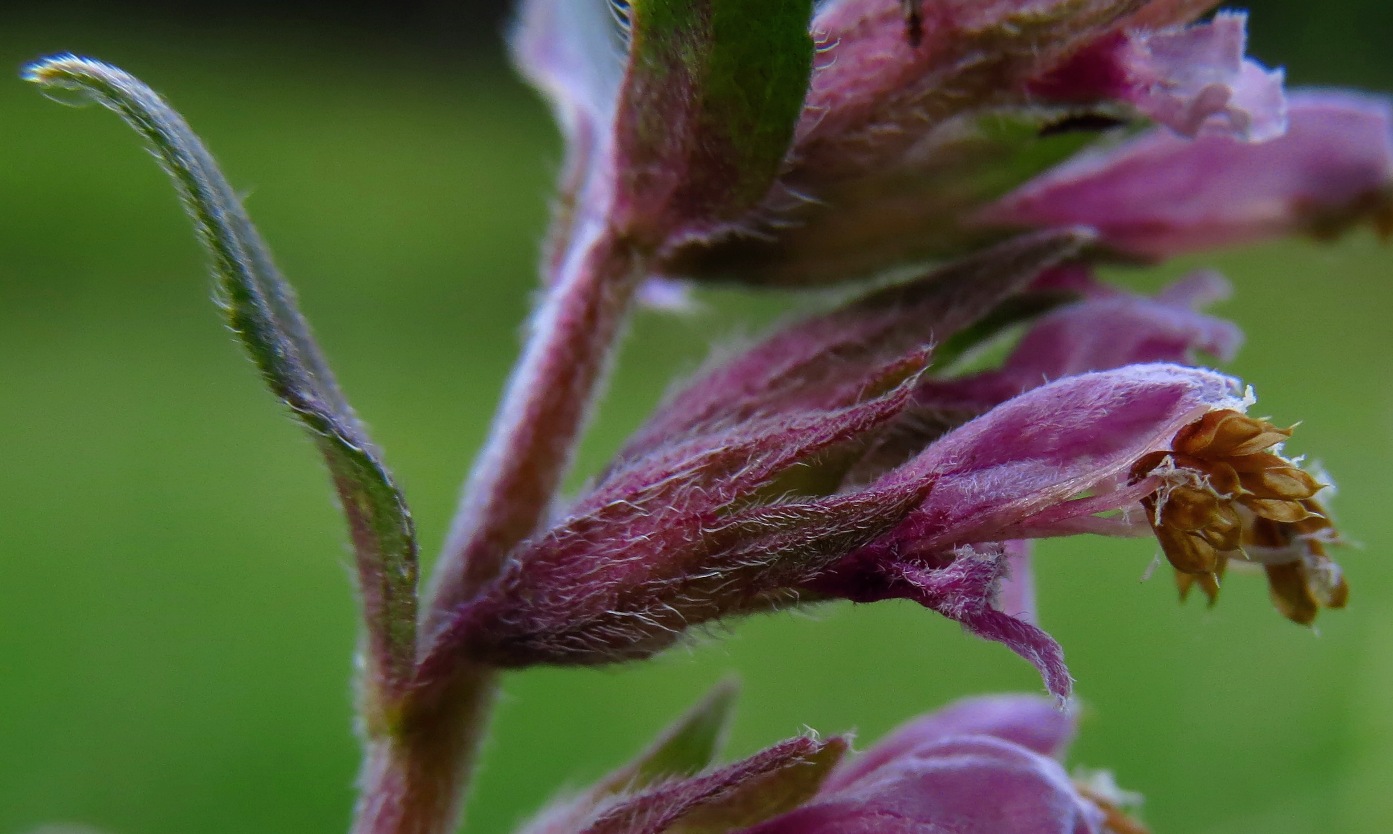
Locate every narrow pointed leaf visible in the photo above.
<box><xmin>26</xmin><ymin>56</ymin><xmax>419</xmax><ymax>702</ymax></box>
<box><xmin>584</xmin><ymin>735</ymin><xmax>848</xmax><ymax>834</ymax></box>
<box><xmin>598</xmin><ymin>680</ymin><xmax>741</xmax><ymax>793</ymax></box>
<box><xmin>665</xmin><ymin>737</ymin><xmax>846</xmax><ymax>834</ymax></box>
<box><xmin>628</xmin><ymin>229</ymin><xmax>1094</xmax><ymax>457</ymax></box>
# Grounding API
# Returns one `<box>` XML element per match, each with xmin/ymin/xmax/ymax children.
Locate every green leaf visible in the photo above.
<box><xmin>599</xmin><ymin>679</ymin><xmax>740</xmax><ymax>794</ymax></box>
<box><xmin>26</xmin><ymin>56</ymin><xmax>419</xmax><ymax>704</ymax></box>
<box><xmin>515</xmin><ymin>681</ymin><xmax>740</xmax><ymax>834</ymax></box>
<box><xmin>613</xmin><ymin>0</ymin><xmax>814</xmax><ymax>245</ymax></box>
<box><xmin>665</xmin><ymin>736</ymin><xmax>846</xmax><ymax>834</ymax></box>
<box><xmin>582</xmin><ymin>733</ymin><xmax>846</xmax><ymax>834</ymax></box>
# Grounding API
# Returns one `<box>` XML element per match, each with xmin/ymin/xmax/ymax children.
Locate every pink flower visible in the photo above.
<box><xmin>420</xmin><ymin>233</ymin><xmax>1346</xmax><ymax>701</ymax></box>
<box><xmin>516</xmin><ymin>0</ymin><xmax>1307</xmax><ymax>288</ymax></box>
<box><xmin>1029</xmin><ymin>11</ymin><xmax>1285</xmax><ymax>141</ymax></box>
<box><xmin>519</xmin><ymin>689</ymin><xmax>1145</xmax><ymax>834</ymax></box>
<box><xmin>743</xmin><ymin>695</ymin><xmax>1141</xmax><ymax>834</ymax></box>
<box><xmin>981</xmin><ymin>91</ymin><xmax>1393</xmax><ymax>258</ymax></box>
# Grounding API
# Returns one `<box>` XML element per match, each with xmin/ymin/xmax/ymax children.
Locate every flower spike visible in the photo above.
<box><xmin>21</xmin><ymin>1</ymin><xmax>1378</xmax><ymax>832</ymax></box>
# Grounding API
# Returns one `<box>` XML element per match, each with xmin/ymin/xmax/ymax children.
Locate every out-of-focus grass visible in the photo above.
<box><xmin>1</xmin><ymin>23</ymin><xmax>1390</xmax><ymax>834</ymax></box>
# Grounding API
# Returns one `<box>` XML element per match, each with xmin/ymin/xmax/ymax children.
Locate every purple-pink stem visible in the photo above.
<box><xmin>351</xmin><ymin>662</ymin><xmax>498</xmax><ymax>834</ymax></box>
<box><xmin>351</xmin><ymin>225</ymin><xmax>646</xmax><ymax>834</ymax></box>
<box><xmin>429</xmin><ymin>227</ymin><xmax>645</xmax><ymax>623</ymax></box>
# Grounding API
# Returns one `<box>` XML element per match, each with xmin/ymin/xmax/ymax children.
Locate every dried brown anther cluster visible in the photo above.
<box><xmin>1131</xmin><ymin>409</ymin><xmax>1349</xmax><ymax>624</ymax></box>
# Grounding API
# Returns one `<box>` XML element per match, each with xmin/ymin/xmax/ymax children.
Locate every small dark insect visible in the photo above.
<box><xmin>1037</xmin><ymin>113</ymin><xmax>1129</xmax><ymax>137</ymax></box>
<box><xmin>902</xmin><ymin>0</ymin><xmax>923</xmax><ymax>47</ymax></box>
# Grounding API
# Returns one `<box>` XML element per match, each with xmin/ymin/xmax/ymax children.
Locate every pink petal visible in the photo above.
<box><xmin>914</xmin><ymin>271</ymin><xmax>1242</xmax><ymax>412</ymax></box>
<box><xmin>1033</xmin><ymin>13</ymin><xmax>1286</xmax><ymax>140</ymax></box>
<box><xmin>625</xmin><ymin>231</ymin><xmax>1088</xmax><ymax>459</ymax></box>
<box><xmin>824</xmin><ymin>693</ymin><xmax>1076</xmax><ymax>793</ymax></box>
<box><xmin>884</xmin><ymin>365</ymin><xmax>1244</xmax><ymax>550</ymax></box>
<box><xmin>906</xmin><ymin>549</ymin><xmax>1074</xmax><ymax>701</ymax></box>
<box><xmin>998</xmin><ymin>539</ymin><xmax>1039</xmax><ymax>627</ymax></box>
<box><xmin>982</xmin><ymin>90</ymin><xmax>1393</xmax><ymax>258</ymax></box>
<box><xmin>744</xmin><ymin>735</ymin><xmax>1104</xmax><ymax>834</ymax></box>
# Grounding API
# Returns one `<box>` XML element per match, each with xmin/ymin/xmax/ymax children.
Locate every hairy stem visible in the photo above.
<box><xmin>429</xmin><ymin>227</ymin><xmax>645</xmax><ymax>628</ymax></box>
<box><xmin>352</xmin><ymin>226</ymin><xmax>645</xmax><ymax>834</ymax></box>
<box><xmin>351</xmin><ymin>664</ymin><xmax>499</xmax><ymax>834</ymax></box>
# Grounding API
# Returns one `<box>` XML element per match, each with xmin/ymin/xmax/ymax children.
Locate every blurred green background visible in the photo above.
<box><xmin>1</xmin><ymin>2</ymin><xmax>1390</xmax><ymax>833</ymax></box>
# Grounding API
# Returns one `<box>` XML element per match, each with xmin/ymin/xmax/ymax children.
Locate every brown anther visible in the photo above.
<box><xmin>1140</xmin><ymin>482</ymin><xmax>1241</xmax><ymax>576</ymax></box>
<box><xmin>1244</xmin><ymin>502</ymin><xmax>1348</xmax><ymax>622</ymax></box>
<box><xmin>1151</xmin><ymin>520</ymin><xmax>1220</xmax><ymax>574</ymax></box>
<box><xmin>1263</xmin><ymin>561</ymin><xmax>1319</xmax><ymax>625</ymax></box>
<box><xmin>1238</xmin><ymin>496</ymin><xmax>1315</xmax><ymax>524</ymax></box>
<box><xmin>1132</xmin><ymin>409</ymin><xmax>1347</xmax><ymax>624</ymax></box>
<box><xmin>1173</xmin><ymin>409</ymin><xmax>1293</xmax><ymax>458</ymax></box>
<box><xmin>1176</xmin><ymin>562</ymin><xmax>1223</xmax><ymax>606</ymax></box>
<box><xmin>1203</xmin><ymin>461</ymin><xmax>1243</xmax><ymax>495</ymax></box>
<box><xmin>1241</xmin><ymin>468</ymin><xmax>1323</xmax><ymax>501</ymax></box>
<box><xmin>1154</xmin><ymin>485</ymin><xmax>1229</xmax><ymax>533</ymax></box>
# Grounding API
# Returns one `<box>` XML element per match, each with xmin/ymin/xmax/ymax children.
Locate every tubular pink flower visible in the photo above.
<box><xmin>741</xmin><ymin>695</ymin><xmax>1139</xmax><ymax>834</ymax></box>
<box><xmin>981</xmin><ymin>91</ymin><xmax>1393</xmax><ymax>258</ymax></box>
<box><xmin>519</xmin><ymin>691</ymin><xmax>1143</xmax><ymax>834</ymax></box>
<box><xmin>1031</xmin><ymin>12</ymin><xmax>1286</xmax><ymax>141</ymax></box>
<box><xmin>805</xmin><ymin>364</ymin><xmax>1244</xmax><ymax>698</ymax></box>
<box><xmin>411</xmin><ymin>232</ymin><xmax>1343</xmax><ymax>702</ymax></box>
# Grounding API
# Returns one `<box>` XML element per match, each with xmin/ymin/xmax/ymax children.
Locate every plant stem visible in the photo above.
<box><xmin>351</xmin><ymin>225</ymin><xmax>645</xmax><ymax>834</ymax></box>
<box><xmin>430</xmin><ymin>226</ymin><xmax>646</xmax><ymax>627</ymax></box>
<box><xmin>351</xmin><ymin>663</ymin><xmax>499</xmax><ymax>834</ymax></box>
